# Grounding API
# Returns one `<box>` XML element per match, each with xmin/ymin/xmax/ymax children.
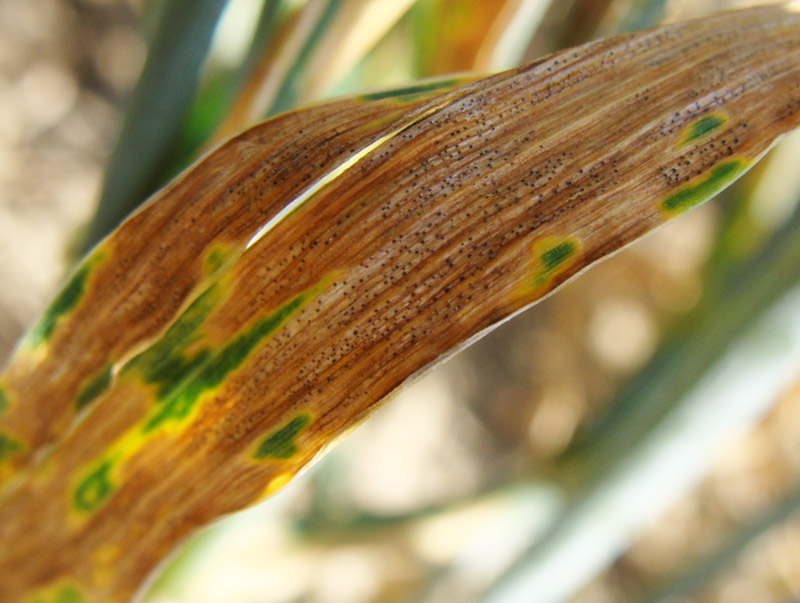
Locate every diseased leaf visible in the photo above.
<box><xmin>1</xmin><ymin>5</ymin><xmax>800</xmax><ymax>600</ymax></box>
<box><xmin>0</xmin><ymin>77</ymin><xmax>477</xmax><ymax>479</ymax></box>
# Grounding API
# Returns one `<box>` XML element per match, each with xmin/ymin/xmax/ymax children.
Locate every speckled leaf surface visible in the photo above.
<box><xmin>1</xmin><ymin>5</ymin><xmax>800</xmax><ymax>601</ymax></box>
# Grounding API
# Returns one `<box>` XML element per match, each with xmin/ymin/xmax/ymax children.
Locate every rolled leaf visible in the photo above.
<box><xmin>1</xmin><ymin>5</ymin><xmax>800</xmax><ymax>601</ymax></box>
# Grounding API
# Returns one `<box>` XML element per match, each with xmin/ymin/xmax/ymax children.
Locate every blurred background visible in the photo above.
<box><xmin>2</xmin><ymin>0</ymin><xmax>800</xmax><ymax>601</ymax></box>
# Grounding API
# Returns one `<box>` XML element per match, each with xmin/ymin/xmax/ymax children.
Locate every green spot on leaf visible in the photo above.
<box><xmin>123</xmin><ymin>286</ymin><xmax>220</xmax><ymax>398</ymax></box>
<box><xmin>254</xmin><ymin>414</ymin><xmax>312</xmax><ymax>460</ymax></box>
<box><xmin>0</xmin><ymin>432</ymin><xmax>24</xmax><ymax>462</ymax></box>
<box><xmin>540</xmin><ymin>241</ymin><xmax>577</xmax><ymax>272</ymax></box>
<box><xmin>73</xmin><ymin>460</ymin><xmax>114</xmax><ymax>513</ymax></box>
<box><xmin>142</xmin><ymin>290</ymin><xmax>311</xmax><ymax>433</ymax></box>
<box><xmin>27</xmin><ymin>583</ymin><xmax>85</xmax><ymax>603</ymax></box>
<box><xmin>661</xmin><ymin>159</ymin><xmax>750</xmax><ymax>215</ymax></box>
<box><xmin>56</xmin><ymin>586</ymin><xmax>84</xmax><ymax>603</ymax></box>
<box><xmin>679</xmin><ymin>113</ymin><xmax>726</xmax><ymax>146</ymax></box>
<box><xmin>204</xmin><ymin>245</ymin><xmax>231</xmax><ymax>277</ymax></box>
<box><xmin>531</xmin><ymin>238</ymin><xmax>579</xmax><ymax>287</ymax></box>
<box><xmin>26</xmin><ymin>252</ymin><xmax>106</xmax><ymax>347</ymax></box>
<box><xmin>0</xmin><ymin>387</ymin><xmax>9</xmax><ymax>414</ymax></box>
<box><xmin>74</xmin><ymin>365</ymin><xmax>112</xmax><ymax>411</ymax></box>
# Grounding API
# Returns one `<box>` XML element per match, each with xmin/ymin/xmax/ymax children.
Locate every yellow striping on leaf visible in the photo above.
<box><xmin>138</xmin><ymin>274</ymin><xmax>335</xmax><ymax>434</ymax></box>
<box><xmin>121</xmin><ymin>284</ymin><xmax>223</xmax><ymax>399</ymax></box>
<box><xmin>69</xmin><ymin>276</ymin><xmax>333</xmax><ymax>516</ymax></box>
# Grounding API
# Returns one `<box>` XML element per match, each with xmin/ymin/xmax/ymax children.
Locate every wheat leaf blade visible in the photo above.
<box><xmin>1</xmin><ymin>5</ymin><xmax>800</xmax><ymax>601</ymax></box>
<box><xmin>0</xmin><ymin>85</ymin><xmax>474</xmax><ymax>480</ymax></box>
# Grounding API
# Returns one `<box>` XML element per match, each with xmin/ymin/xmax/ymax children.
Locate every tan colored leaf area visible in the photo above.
<box><xmin>1</xmin><ymin>5</ymin><xmax>800</xmax><ymax>601</ymax></box>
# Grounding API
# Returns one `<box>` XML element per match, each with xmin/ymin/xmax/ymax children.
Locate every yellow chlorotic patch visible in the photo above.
<box><xmin>260</xmin><ymin>472</ymin><xmax>295</xmax><ymax>500</ymax></box>
<box><xmin>91</xmin><ymin>545</ymin><xmax>121</xmax><ymax>587</ymax></box>
<box><xmin>660</xmin><ymin>158</ymin><xmax>752</xmax><ymax>217</ymax></box>
<box><xmin>526</xmin><ymin>236</ymin><xmax>581</xmax><ymax>294</ymax></box>
<box><xmin>122</xmin><ymin>284</ymin><xmax>223</xmax><ymax>399</ymax></box>
<box><xmin>138</xmin><ymin>275</ymin><xmax>334</xmax><ymax>435</ymax></box>
<box><xmin>203</xmin><ymin>243</ymin><xmax>236</xmax><ymax>278</ymax></box>
<box><xmin>70</xmin><ymin>422</ymin><xmax>152</xmax><ymax>518</ymax></box>
<box><xmin>26</xmin><ymin>581</ymin><xmax>85</xmax><ymax>603</ymax></box>
<box><xmin>676</xmin><ymin>112</ymin><xmax>727</xmax><ymax>148</ymax></box>
<box><xmin>69</xmin><ymin>275</ymin><xmax>335</xmax><ymax>517</ymax></box>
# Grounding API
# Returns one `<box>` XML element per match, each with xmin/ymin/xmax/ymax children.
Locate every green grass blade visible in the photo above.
<box><xmin>82</xmin><ymin>0</ymin><xmax>230</xmax><ymax>252</ymax></box>
<box><xmin>615</xmin><ymin>0</ymin><xmax>669</xmax><ymax>33</ymax></box>
<box><xmin>152</xmin><ymin>1</ymin><xmax>288</xmax><ymax>185</ymax></box>
<box><xmin>639</xmin><ymin>486</ymin><xmax>800</xmax><ymax>603</ymax></box>
<box><xmin>266</xmin><ymin>0</ymin><xmax>344</xmax><ymax>117</ymax></box>
<box><xmin>240</xmin><ymin>0</ymin><xmax>287</xmax><ymax>79</ymax></box>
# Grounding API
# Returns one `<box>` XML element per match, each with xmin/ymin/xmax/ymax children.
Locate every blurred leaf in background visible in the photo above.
<box><xmin>2</xmin><ymin>0</ymin><xmax>800</xmax><ymax>602</ymax></box>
